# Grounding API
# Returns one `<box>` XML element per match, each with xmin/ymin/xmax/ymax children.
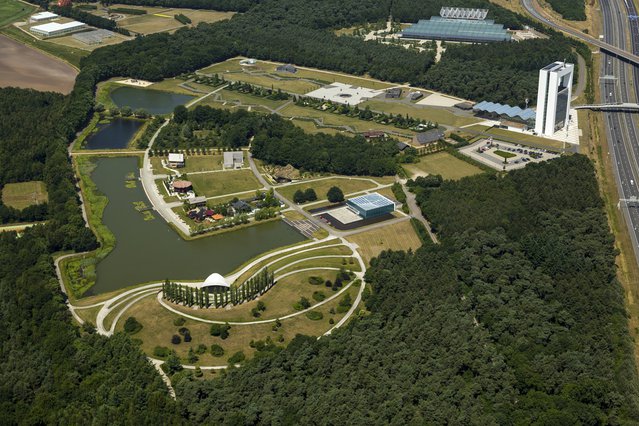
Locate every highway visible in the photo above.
<box><xmin>600</xmin><ymin>0</ymin><xmax>639</xmax><ymax>267</ymax></box>
<box><xmin>522</xmin><ymin>0</ymin><xmax>639</xmax><ymax>266</ymax></box>
<box><xmin>521</xmin><ymin>0</ymin><xmax>639</xmax><ymax>65</ymax></box>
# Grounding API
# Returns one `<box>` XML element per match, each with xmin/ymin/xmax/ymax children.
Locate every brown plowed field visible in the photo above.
<box><xmin>0</xmin><ymin>34</ymin><xmax>76</xmax><ymax>94</ymax></box>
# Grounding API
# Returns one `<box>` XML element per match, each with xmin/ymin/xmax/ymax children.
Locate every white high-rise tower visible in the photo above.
<box><xmin>535</xmin><ymin>62</ymin><xmax>574</xmax><ymax>137</ymax></box>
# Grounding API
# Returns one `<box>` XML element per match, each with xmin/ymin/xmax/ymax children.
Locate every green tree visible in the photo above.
<box><xmin>304</xmin><ymin>188</ymin><xmax>317</xmax><ymax>202</ymax></box>
<box><xmin>293</xmin><ymin>189</ymin><xmax>306</xmax><ymax>204</ymax></box>
<box><xmin>327</xmin><ymin>186</ymin><xmax>344</xmax><ymax>203</ymax></box>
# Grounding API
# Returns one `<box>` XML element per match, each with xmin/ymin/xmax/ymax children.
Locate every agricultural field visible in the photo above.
<box><xmin>1</xmin><ymin>181</ymin><xmax>48</xmax><ymax>209</ymax></box>
<box><xmin>0</xmin><ymin>0</ymin><xmax>35</xmax><ymax>28</ymax></box>
<box><xmin>347</xmin><ymin>220</ymin><xmax>422</xmax><ymax>265</ymax></box>
<box><xmin>189</xmin><ymin>169</ymin><xmax>261</xmax><ymax>197</ymax></box>
<box><xmin>402</xmin><ymin>152</ymin><xmax>483</xmax><ymax>180</ymax></box>
<box><xmin>276</xmin><ymin>177</ymin><xmax>382</xmax><ymax>203</ymax></box>
<box><xmin>47</xmin><ymin>32</ymin><xmax>130</xmax><ymax>52</ymax></box>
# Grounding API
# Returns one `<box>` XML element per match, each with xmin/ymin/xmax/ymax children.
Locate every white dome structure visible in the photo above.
<box><xmin>202</xmin><ymin>273</ymin><xmax>229</xmax><ymax>288</ymax></box>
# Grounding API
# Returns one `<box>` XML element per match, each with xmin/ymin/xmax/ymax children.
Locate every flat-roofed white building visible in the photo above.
<box><xmin>30</xmin><ymin>21</ymin><xmax>87</xmax><ymax>39</ymax></box>
<box><xmin>30</xmin><ymin>12</ymin><xmax>59</xmax><ymax>22</ymax></box>
<box><xmin>223</xmin><ymin>151</ymin><xmax>244</xmax><ymax>169</ymax></box>
<box><xmin>168</xmin><ymin>153</ymin><xmax>185</xmax><ymax>168</ymax></box>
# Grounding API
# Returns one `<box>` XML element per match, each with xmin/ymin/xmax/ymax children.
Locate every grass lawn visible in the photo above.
<box><xmin>276</xmin><ymin>177</ymin><xmax>379</xmax><ymax>203</ymax></box>
<box><xmin>291</xmin><ymin>119</ymin><xmax>344</xmax><ymax>135</ymax></box>
<box><xmin>115</xmin><ymin>6</ymin><xmax>234</xmax><ymax>34</ymax></box>
<box><xmin>494</xmin><ymin>149</ymin><xmax>516</xmax><ymax>159</ymax></box>
<box><xmin>166</xmin><ymin>270</ymin><xmax>342</xmax><ymax>322</ymax></box>
<box><xmin>148</xmin><ymin>78</ymin><xmax>205</xmax><ymax>96</ymax></box>
<box><xmin>189</xmin><ymin>169</ymin><xmax>261</xmax><ymax>198</ymax></box>
<box><xmin>277</xmin><ymin>257</ymin><xmax>360</xmax><ymax>276</ymax></box>
<box><xmin>361</xmin><ymin>100</ymin><xmax>479</xmax><ymax>127</ymax></box>
<box><xmin>119</xmin><ymin>284</ymin><xmax>358</xmax><ymax>365</ymax></box>
<box><xmin>218</xmin><ymin>89</ymin><xmax>290</xmax><ymax>110</ymax></box>
<box><xmin>402</xmin><ymin>152</ymin><xmax>483</xmax><ymax>180</ymax></box>
<box><xmin>1</xmin><ymin>181</ymin><xmax>48</xmax><ymax>209</ymax></box>
<box><xmin>347</xmin><ymin>220</ymin><xmax>422</xmax><ymax>265</ymax></box>
<box><xmin>464</xmin><ymin>125</ymin><xmax>565</xmax><ymax>150</ymax></box>
<box><xmin>280</xmin><ymin>104</ymin><xmax>414</xmax><ymax>136</ymax></box>
<box><xmin>0</xmin><ymin>26</ymin><xmax>87</xmax><ymax>68</ymax></box>
<box><xmin>153</xmin><ymin>154</ymin><xmax>226</xmax><ymax>173</ymax></box>
<box><xmin>220</xmin><ymin>72</ymin><xmax>320</xmax><ymax>94</ymax></box>
<box><xmin>155</xmin><ymin>179</ymin><xmax>178</xmax><ymax>203</ymax></box>
<box><xmin>200</xmin><ymin>57</ymin><xmax>395</xmax><ymax>90</ymax></box>
<box><xmin>0</xmin><ymin>0</ymin><xmax>35</xmax><ymax>27</ymax></box>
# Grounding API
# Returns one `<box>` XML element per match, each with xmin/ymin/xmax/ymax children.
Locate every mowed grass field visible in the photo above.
<box><xmin>464</xmin><ymin>125</ymin><xmax>566</xmax><ymax>150</ymax></box>
<box><xmin>116</xmin><ymin>284</ymin><xmax>358</xmax><ymax>365</ymax></box>
<box><xmin>151</xmin><ymin>154</ymin><xmax>226</xmax><ymax>174</ymax></box>
<box><xmin>362</xmin><ymin>100</ymin><xmax>480</xmax><ymax>128</ymax></box>
<box><xmin>0</xmin><ymin>0</ymin><xmax>35</xmax><ymax>27</ymax></box>
<box><xmin>276</xmin><ymin>177</ymin><xmax>380</xmax><ymax>203</ymax></box>
<box><xmin>347</xmin><ymin>220</ymin><xmax>422</xmax><ymax>265</ymax></box>
<box><xmin>200</xmin><ymin>57</ymin><xmax>395</xmax><ymax>91</ymax></box>
<box><xmin>1</xmin><ymin>181</ymin><xmax>48</xmax><ymax>209</ymax></box>
<box><xmin>402</xmin><ymin>152</ymin><xmax>482</xmax><ymax>180</ymax></box>
<box><xmin>402</xmin><ymin>152</ymin><xmax>483</xmax><ymax>180</ymax></box>
<box><xmin>280</xmin><ymin>104</ymin><xmax>415</xmax><ymax>137</ymax></box>
<box><xmin>115</xmin><ymin>6</ymin><xmax>234</xmax><ymax>34</ymax></box>
<box><xmin>189</xmin><ymin>169</ymin><xmax>261</xmax><ymax>197</ymax></box>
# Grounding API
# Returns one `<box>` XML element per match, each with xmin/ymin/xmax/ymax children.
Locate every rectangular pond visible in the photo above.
<box><xmin>86</xmin><ymin>156</ymin><xmax>305</xmax><ymax>295</ymax></box>
<box><xmin>84</xmin><ymin>118</ymin><xmax>144</xmax><ymax>150</ymax></box>
<box><xmin>110</xmin><ymin>86</ymin><xmax>196</xmax><ymax>115</ymax></box>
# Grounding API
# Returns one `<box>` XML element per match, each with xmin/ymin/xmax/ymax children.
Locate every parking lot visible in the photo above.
<box><xmin>459</xmin><ymin>138</ymin><xmax>561</xmax><ymax>171</ymax></box>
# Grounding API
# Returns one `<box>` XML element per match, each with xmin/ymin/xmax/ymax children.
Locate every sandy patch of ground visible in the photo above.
<box><xmin>0</xmin><ymin>34</ymin><xmax>76</xmax><ymax>94</ymax></box>
<box><xmin>417</xmin><ymin>92</ymin><xmax>464</xmax><ymax>107</ymax></box>
<box><xmin>117</xmin><ymin>78</ymin><xmax>153</xmax><ymax>87</ymax></box>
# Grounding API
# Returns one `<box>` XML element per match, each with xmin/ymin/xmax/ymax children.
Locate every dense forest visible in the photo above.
<box><xmin>547</xmin><ymin>0</ymin><xmax>586</xmax><ymax>21</ymax></box>
<box><xmin>0</xmin><ymin>89</ymin><xmax>180</xmax><ymax>423</ymax></box>
<box><xmin>1</xmin><ymin>0</ymin><xmax>632</xmax><ymax>423</ymax></box>
<box><xmin>156</xmin><ymin>105</ymin><xmax>399</xmax><ymax>175</ymax></box>
<box><xmin>175</xmin><ymin>155</ymin><xmax>639</xmax><ymax>423</ymax></box>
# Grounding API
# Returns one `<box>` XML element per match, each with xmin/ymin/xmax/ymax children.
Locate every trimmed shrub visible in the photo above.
<box><xmin>228</xmin><ymin>351</ymin><xmax>246</xmax><ymax>364</ymax></box>
<box><xmin>123</xmin><ymin>316</ymin><xmax>142</xmax><ymax>334</ymax></box>
<box><xmin>312</xmin><ymin>291</ymin><xmax>326</xmax><ymax>302</ymax></box>
<box><xmin>153</xmin><ymin>346</ymin><xmax>170</xmax><ymax>358</ymax></box>
<box><xmin>306</xmin><ymin>311</ymin><xmax>324</xmax><ymax>321</ymax></box>
<box><xmin>210</xmin><ymin>344</ymin><xmax>225</xmax><ymax>357</ymax></box>
<box><xmin>308</xmin><ymin>276</ymin><xmax>325</xmax><ymax>285</ymax></box>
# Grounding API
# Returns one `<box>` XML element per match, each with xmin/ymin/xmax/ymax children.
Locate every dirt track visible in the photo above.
<box><xmin>0</xmin><ymin>34</ymin><xmax>76</xmax><ymax>94</ymax></box>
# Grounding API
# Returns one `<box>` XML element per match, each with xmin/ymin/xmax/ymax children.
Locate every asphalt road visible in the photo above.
<box><xmin>599</xmin><ymin>0</ymin><xmax>639</xmax><ymax>267</ymax></box>
<box><xmin>521</xmin><ymin>0</ymin><xmax>639</xmax><ymax>65</ymax></box>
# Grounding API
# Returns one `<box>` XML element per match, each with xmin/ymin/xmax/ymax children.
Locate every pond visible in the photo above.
<box><xmin>86</xmin><ymin>156</ymin><xmax>305</xmax><ymax>296</ymax></box>
<box><xmin>85</xmin><ymin>118</ymin><xmax>144</xmax><ymax>150</ymax></box>
<box><xmin>110</xmin><ymin>86</ymin><xmax>195</xmax><ymax>115</ymax></box>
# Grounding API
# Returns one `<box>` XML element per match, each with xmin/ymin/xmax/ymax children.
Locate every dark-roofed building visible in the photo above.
<box><xmin>386</xmin><ymin>88</ymin><xmax>402</xmax><ymax>98</ymax></box>
<box><xmin>454</xmin><ymin>101</ymin><xmax>474</xmax><ymax>110</ymax></box>
<box><xmin>276</xmin><ymin>64</ymin><xmax>297</xmax><ymax>73</ymax></box>
<box><xmin>232</xmin><ymin>200</ymin><xmax>252</xmax><ymax>214</ymax></box>
<box><xmin>362</xmin><ymin>130</ymin><xmax>386</xmax><ymax>139</ymax></box>
<box><xmin>413</xmin><ymin>129</ymin><xmax>445</xmax><ymax>145</ymax></box>
<box><xmin>187</xmin><ymin>196</ymin><xmax>207</xmax><ymax>207</ymax></box>
<box><xmin>397</xmin><ymin>141</ymin><xmax>410</xmax><ymax>151</ymax></box>
<box><xmin>408</xmin><ymin>91</ymin><xmax>423</xmax><ymax>101</ymax></box>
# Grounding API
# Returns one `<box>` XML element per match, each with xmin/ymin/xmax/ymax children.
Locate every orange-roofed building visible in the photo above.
<box><xmin>212</xmin><ymin>214</ymin><xmax>224</xmax><ymax>221</ymax></box>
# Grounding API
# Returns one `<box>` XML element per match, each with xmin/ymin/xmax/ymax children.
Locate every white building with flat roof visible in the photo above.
<box><xmin>223</xmin><ymin>151</ymin><xmax>244</xmax><ymax>169</ymax></box>
<box><xmin>535</xmin><ymin>61</ymin><xmax>574</xmax><ymax>137</ymax></box>
<box><xmin>30</xmin><ymin>12</ymin><xmax>59</xmax><ymax>22</ymax></box>
<box><xmin>30</xmin><ymin>21</ymin><xmax>87</xmax><ymax>38</ymax></box>
<box><xmin>168</xmin><ymin>153</ymin><xmax>185</xmax><ymax>168</ymax></box>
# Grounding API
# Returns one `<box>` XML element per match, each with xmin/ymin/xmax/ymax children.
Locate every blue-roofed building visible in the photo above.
<box><xmin>346</xmin><ymin>193</ymin><xmax>395</xmax><ymax>219</ymax></box>
<box><xmin>401</xmin><ymin>16</ymin><xmax>511</xmax><ymax>43</ymax></box>
<box><xmin>473</xmin><ymin>101</ymin><xmax>536</xmax><ymax>127</ymax></box>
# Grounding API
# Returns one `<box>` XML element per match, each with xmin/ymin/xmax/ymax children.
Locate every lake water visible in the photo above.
<box><xmin>110</xmin><ymin>86</ymin><xmax>195</xmax><ymax>115</ymax></box>
<box><xmin>85</xmin><ymin>118</ymin><xmax>144</xmax><ymax>150</ymax></box>
<box><xmin>86</xmin><ymin>157</ymin><xmax>305</xmax><ymax>295</ymax></box>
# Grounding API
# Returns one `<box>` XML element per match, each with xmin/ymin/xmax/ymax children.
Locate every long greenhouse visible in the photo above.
<box><xmin>401</xmin><ymin>17</ymin><xmax>511</xmax><ymax>43</ymax></box>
